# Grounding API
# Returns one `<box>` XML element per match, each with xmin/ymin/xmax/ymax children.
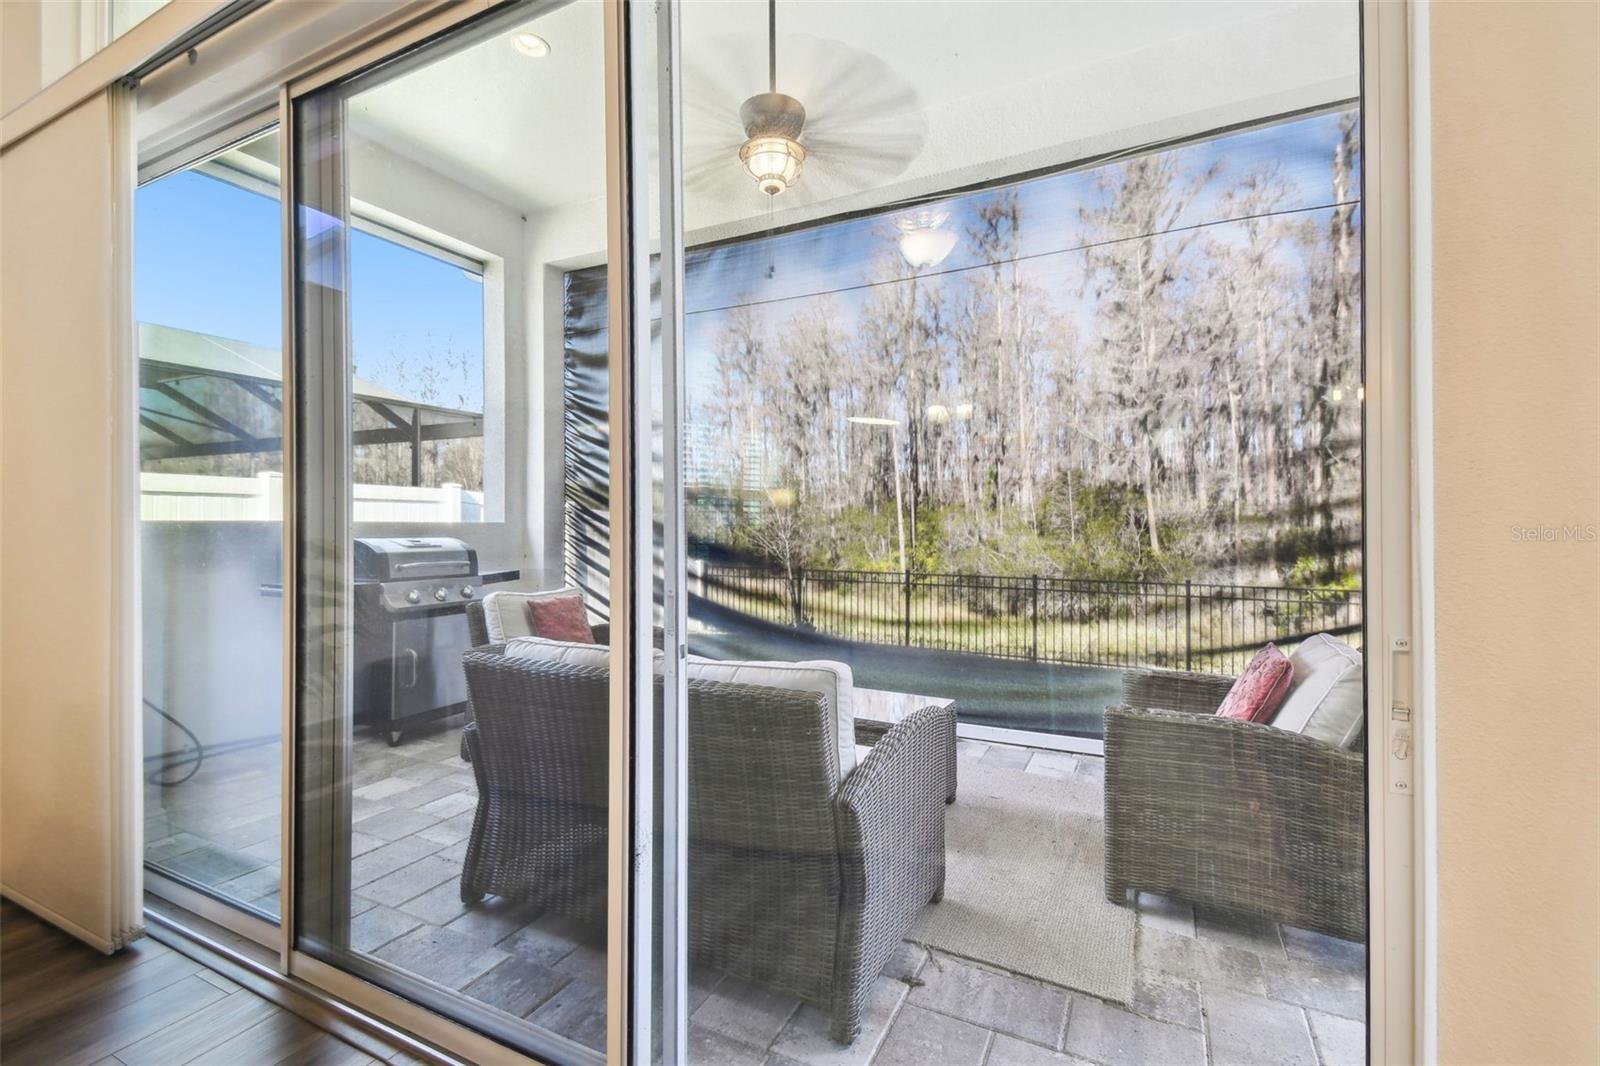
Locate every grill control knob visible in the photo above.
<box><xmin>405</xmin><ymin>589</ymin><xmax>421</xmax><ymax>605</ymax></box>
<box><xmin>460</xmin><ymin>586</ymin><xmax>475</xmax><ymax>599</ymax></box>
<box><xmin>433</xmin><ymin>587</ymin><xmax>448</xmax><ymax>602</ymax></box>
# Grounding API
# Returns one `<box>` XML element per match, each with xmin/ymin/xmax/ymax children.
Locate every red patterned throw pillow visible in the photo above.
<box><xmin>1216</xmin><ymin>644</ymin><xmax>1294</xmax><ymax>723</ymax></box>
<box><xmin>526</xmin><ymin>593</ymin><xmax>596</xmax><ymax>644</ymax></box>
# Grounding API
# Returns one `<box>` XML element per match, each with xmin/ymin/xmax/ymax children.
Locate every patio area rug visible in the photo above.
<box><xmin>910</xmin><ymin>756</ymin><xmax>1136</xmax><ymax>1004</ymax></box>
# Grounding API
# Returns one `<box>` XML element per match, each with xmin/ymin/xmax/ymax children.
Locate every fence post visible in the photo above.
<box><xmin>1184</xmin><ymin>579</ymin><xmax>1193</xmax><ymax>671</ymax></box>
<box><xmin>902</xmin><ymin>570</ymin><xmax>912</xmax><ymax>646</ymax></box>
<box><xmin>1031</xmin><ymin>575</ymin><xmax>1040</xmax><ymax>661</ymax></box>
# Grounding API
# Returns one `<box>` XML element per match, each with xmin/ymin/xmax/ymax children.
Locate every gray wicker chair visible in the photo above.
<box><xmin>458</xmin><ymin>646</ymin><xmax>952</xmax><ymax>1043</ymax></box>
<box><xmin>1103</xmin><ymin>667</ymin><xmax>1366</xmax><ymax>942</ymax></box>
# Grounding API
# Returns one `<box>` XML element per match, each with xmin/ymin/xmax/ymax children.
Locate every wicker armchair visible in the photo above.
<box><xmin>459</xmin><ymin>646</ymin><xmax>952</xmax><ymax>1043</ymax></box>
<box><xmin>1103</xmin><ymin>667</ymin><xmax>1366</xmax><ymax>942</ymax></box>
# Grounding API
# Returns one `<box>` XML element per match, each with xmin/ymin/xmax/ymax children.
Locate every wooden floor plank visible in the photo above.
<box><xmin>1</xmin><ymin>945</ymin><xmax>203</xmax><ymax>1046</ymax></box>
<box><xmin>9</xmin><ymin>972</ymin><xmax>225</xmax><ymax>1065</ymax></box>
<box><xmin>4</xmin><ymin>902</ymin><xmax>419</xmax><ymax>1066</ymax></box>
<box><xmin>112</xmin><ymin>985</ymin><xmax>280</xmax><ymax>1065</ymax></box>
<box><xmin>186</xmin><ymin>1009</ymin><xmax>331</xmax><ymax>1065</ymax></box>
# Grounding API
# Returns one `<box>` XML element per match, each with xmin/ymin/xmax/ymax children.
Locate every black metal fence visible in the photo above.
<box><xmin>699</xmin><ymin>565</ymin><xmax>1362</xmax><ymax>675</ymax></box>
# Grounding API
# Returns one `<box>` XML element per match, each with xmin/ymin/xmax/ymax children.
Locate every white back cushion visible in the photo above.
<box><xmin>686</xmin><ymin>656</ymin><xmax>857</xmax><ymax>777</ymax></box>
<box><xmin>482</xmin><ymin>588</ymin><xmax>586</xmax><ymax>643</ymax></box>
<box><xmin>1272</xmin><ymin>633</ymin><xmax>1365</xmax><ymax>748</ymax></box>
<box><xmin>503</xmin><ymin>635</ymin><xmax>612</xmax><ymax>670</ymax></box>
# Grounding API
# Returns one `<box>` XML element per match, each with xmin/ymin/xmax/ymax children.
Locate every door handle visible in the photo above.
<box><xmin>399</xmin><ymin>648</ymin><xmax>419</xmax><ymax>689</ymax></box>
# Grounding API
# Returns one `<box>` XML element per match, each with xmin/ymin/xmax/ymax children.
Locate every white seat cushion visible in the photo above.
<box><xmin>482</xmin><ymin>588</ymin><xmax>587</xmax><ymax>643</ymax></box>
<box><xmin>1271</xmin><ymin>634</ymin><xmax>1365</xmax><ymax>749</ymax></box>
<box><xmin>503</xmin><ymin>635</ymin><xmax>612</xmax><ymax>670</ymax></box>
<box><xmin>686</xmin><ymin>656</ymin><xmax>857</xmax><ymax>776</ymax></box>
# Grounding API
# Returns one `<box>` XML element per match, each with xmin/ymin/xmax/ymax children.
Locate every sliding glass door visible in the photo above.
<box><xmin>270</xmin><ymin>1</ymin><xmax>1379</xmax><ymax>1062</ymax></box>
<box><xmin>137</xmin><ymin>127</ymin><xmax>286</xmax><ymax>924</ymax></box>
<box><xmin>289</xmin><ymin>3</ymin><xmax>616</xmax><ymax>1059</ymax></box>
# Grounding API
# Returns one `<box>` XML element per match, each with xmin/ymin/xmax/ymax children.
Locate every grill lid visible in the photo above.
<box><xmin>354</xmin><ymin>537</ymin><xmax>478</xmax><ymax>583</ymax></box>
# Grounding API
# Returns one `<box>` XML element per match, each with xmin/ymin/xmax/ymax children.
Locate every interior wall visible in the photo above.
<box><xmin>1428</xmin><ymin>3</ymin><xmax>1600</xmax><ymax>1062</ymax></box>
<box><xmin>342</xmin><ymin>133</ymin><xmax>532</xmax><ymax>580</ymax></box>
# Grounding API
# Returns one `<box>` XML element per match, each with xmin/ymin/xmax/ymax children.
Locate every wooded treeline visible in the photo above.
<box><xmin>694</xmin><ymin>112</ymin><xmax>1362</xmax><ymax>586</ymax></box>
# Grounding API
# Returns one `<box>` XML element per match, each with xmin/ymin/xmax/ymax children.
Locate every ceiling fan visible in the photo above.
<box><xmin>683</xmin><ymin>0</ymin><xmax>927</xmax><ymax>206</ymax></box>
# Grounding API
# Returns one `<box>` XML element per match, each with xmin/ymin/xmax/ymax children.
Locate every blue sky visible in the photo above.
<box><xmin>681</xmin><ymin>110</ymin><xmax>1359</xmax><ymax>388</ymax></box>
<box><xmin>135</xmin><ymin>111</ymin><xmax>1352</xmax><ymax>419</ymax></box>
<box><xmin>135</xmin><ymin>168</ymin><xmax>485</xmax><ymax>412</ymax></box>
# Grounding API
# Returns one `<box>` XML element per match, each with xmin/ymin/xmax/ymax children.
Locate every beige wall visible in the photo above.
<box><xmin>1429</xmin><ymin>2</ymin><xmax>1600</xmax><ymax>1062</ymax></box>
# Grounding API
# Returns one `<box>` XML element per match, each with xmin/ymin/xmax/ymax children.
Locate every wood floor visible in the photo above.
<box><xmin>0</xmin><ymin>899</ymin><xmax>401</xmax><ymax>1065</ymax></box>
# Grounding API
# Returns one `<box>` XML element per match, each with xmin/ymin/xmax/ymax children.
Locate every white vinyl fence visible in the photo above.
<box><xmin>141</xmin><ymin>472</ymin><xmax>485</xmax><ymax>523</ymax></box>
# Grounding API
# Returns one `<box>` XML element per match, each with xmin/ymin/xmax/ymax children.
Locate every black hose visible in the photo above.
<box><xmin>144</xmin><ymin>699</ymin><xmax>204</xmax><ymax>786</ymax></box>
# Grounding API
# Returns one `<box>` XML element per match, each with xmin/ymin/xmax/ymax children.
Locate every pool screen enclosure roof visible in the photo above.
<box><xmin>138</xmin><ymin>322</ymin><xmax>482</xmax><ymax>475</ymax></box>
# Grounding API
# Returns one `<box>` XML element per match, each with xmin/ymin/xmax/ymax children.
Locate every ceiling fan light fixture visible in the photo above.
<box><xmin>740</xmin><ymin>134</ymin><xmax>806</xmax><ymax>196</ymax></box>
<box><xmin>739</xmin><ymin>90</ymin><xmax>807</xmax><ymax>196</ymax></box>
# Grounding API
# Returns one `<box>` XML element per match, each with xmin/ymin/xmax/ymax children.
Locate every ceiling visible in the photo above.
<box><xmin>347</xmin><ymin>0</ymin><xmax>1359</xmax><ymax>238</ymax></box>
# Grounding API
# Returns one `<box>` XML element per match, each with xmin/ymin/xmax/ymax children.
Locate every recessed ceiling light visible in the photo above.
<box><xmin>511</xmin><ymin>32</ymin><xmax>550</xmax><ymax>58</ymax></box>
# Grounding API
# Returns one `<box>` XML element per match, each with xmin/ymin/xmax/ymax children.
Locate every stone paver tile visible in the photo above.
<box><xmin>374</xmin><ymin>926</ymin><xmax>508</xmax><ymax>990</ymax></box>
<box><xmin>687</xmin><ymin>1025</ymin><xmax>768</xmax><ymax>1066</ymax></box>
<box><xmin>501</xmin><ymin>913</ymin><xmax>593</xmax><ymax>966</ymax></box>
<box><xmin>1203</xmin><ymin>987</ymin><xmax>1316</xmax><ymax>1065</ymax></box>
<box><xmin>1307</xmin><ymin>1008</ymin><xmax>1366</xmax><ymax>1065</ymax></box>
<box><xmin>1063</xmin><ymin>996</ymin><xmax>1205</xmax><ymax>1066</ymax></box>
<box><xmin>444</xmin><ymin>898</ymin><xmax>543</xmax><ymax>947</ymax></box>
<box><xmin>1136</xmin><ymin>892</ymin><xmax>1196</xmax><ymax>938</ymax></box>
<box><xmin>981</xmin><ymin>745</ymin><xmax>1032</xmax><ymax>770</ymax></box>
<box><xmin>417</xmin><ymin>792</ymin><xmax>478</xmax><ymax>820</ymax></box>
<box><xmin>1195</xmin><ymin>908</ymin><xmax>1286</xmax><ymax>958</ymax></box>
<box><xmin>909</xmin><ymin>952</ymin><xmax>1069</xmax><ymax>1047</ymax></box>
<box><xmin>881</xmin><ymin>941</ymin><xmax>927</xmax><ymax>983</ymax></box>
<box><xmin>353</xmin><ymin>777</ymin><xmax>415</xmax><ymax>802</ymax></box>
<box><xmin>396</xmin><ymin>877</ymin><xmax>474</xmax><ymax>928</ymax></box>
<box><xmin>383</xmin><ymin>779</ymin><xmax>467</xmax><ymax>811</ymax></box>
<box><xmin>350</xmin><ymin>832</ymin><xmax>386</xmax><ymax>857</ymax></box>
<box><xmin>1131</xmin><ymin>971</ymin><xmax>1201</xmax><ymax>1030</ymax></box>
<box><xmin>985</xmin><ymin>1033</ymin><xmax>1096</xmax><ymax>1065</ymax></box>
<box><xmin>350</xmin><ymin>904</ymin><xmax>422</xmax><ymax>953</ymax></box>
<box><xmin>692</xmin><ymin>975</ymin><xmax>802</xmax><ymax>1048</ymax></box>
<box><xmin>528</xmin><ymin>978</ymin><xmax>606</xmax><ymax>1052</ymax></box>
<box><xmin>1024</xmin><ymin>751</ymin><xmax>1080</xmax><ymax>779</ymax></box>
<box><xmin>349</xmin><ymin>797</ymin><xmax>393</xmax><ymax>823</ymax></box>
<box><xmin>1137</xmin><ymin>926</ymin><xmax>1267</xmax><ymax>996</ymax></box>
<box><xmin>957</xmin><ymin>740</ymin><xmax>991</xmax><ymax>760</ymax></box>
<box><xmin>1280</xmin><ymin>926</ymin><xmax>1367</xmax><ymax>975</ymax></box>
<box><xmin>350</xmin><ymin>835</ymin><xmax>443</xmax><ymax>886</ymax></box>
<box><xmin>352</xmin><ymin>807</ymin><xmax>439</xmax><ymax>843</ymax></box>
<box><xmin>1260</xmin><ymin>956</ymin><xmax>1366</xmax><ymax>1020</ymax></box>
<box><xmin>391</xmin><ymin>759</ymin><xmax>457</xmax><ymax>783</ymax></box>
<box><xmin>461</xmin><ymin>955</ymin><xmax>569</xmax><ymax>1018</ymax></box>
<box><xmin>770</xmin><ymin>975</ymin><xmax>906</xmax><ymax>1065</ymax></box>
<box><xmin>360</xmin><ymin>854</ymin><xmax>462</xmax><ymax>908</ymax></box>
<box><xmin>1074</xmin><ymin>757</ymin><xmax>1105</xmax><ymax>782</ymax></box>
<box><xmin>555</xmin><ymin>944</ymin><xmax>607</xmax><ymax>985</ymax></box>
<box><xmin>414</xmin><ymin>810</ymin><xmax>476</xmax><ymax>846</ymax></box>
<box><xmin>874</xmin><ymin>1003</ymin><xmax>990</xmax><ymax>1066</ymax></box>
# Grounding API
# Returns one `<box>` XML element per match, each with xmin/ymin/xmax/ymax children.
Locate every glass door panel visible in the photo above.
<box><xmin>649</xmin><ymin>1</ymin><xmax>1370</xmax><ymax>1061</ymax></box>
<box><xmin>291</xmin><ymin>4</ymin><xmax>613</xmax><ymax>1060</ymax></box>
<box><xmin>137</xmin><ymin>127</ymin><xmax>285</xmax><ymax>923</ymax></box>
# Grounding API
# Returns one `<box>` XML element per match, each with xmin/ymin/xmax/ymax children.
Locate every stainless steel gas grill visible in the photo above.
<box><xmin>352</xmin><ymin>536</ymin><xmax>513</xmax><ymax>745</ymax></box>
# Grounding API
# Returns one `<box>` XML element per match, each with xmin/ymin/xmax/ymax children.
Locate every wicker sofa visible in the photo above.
<box><xmin>457</xmin><ymin>642</ymin><xmax>953</xmax><ymax>1043</ymax></box>
<box><xmin>1103</xmin><ymin>667</ymin><xmax>1366</xmax><ymax>942</ymax></box>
